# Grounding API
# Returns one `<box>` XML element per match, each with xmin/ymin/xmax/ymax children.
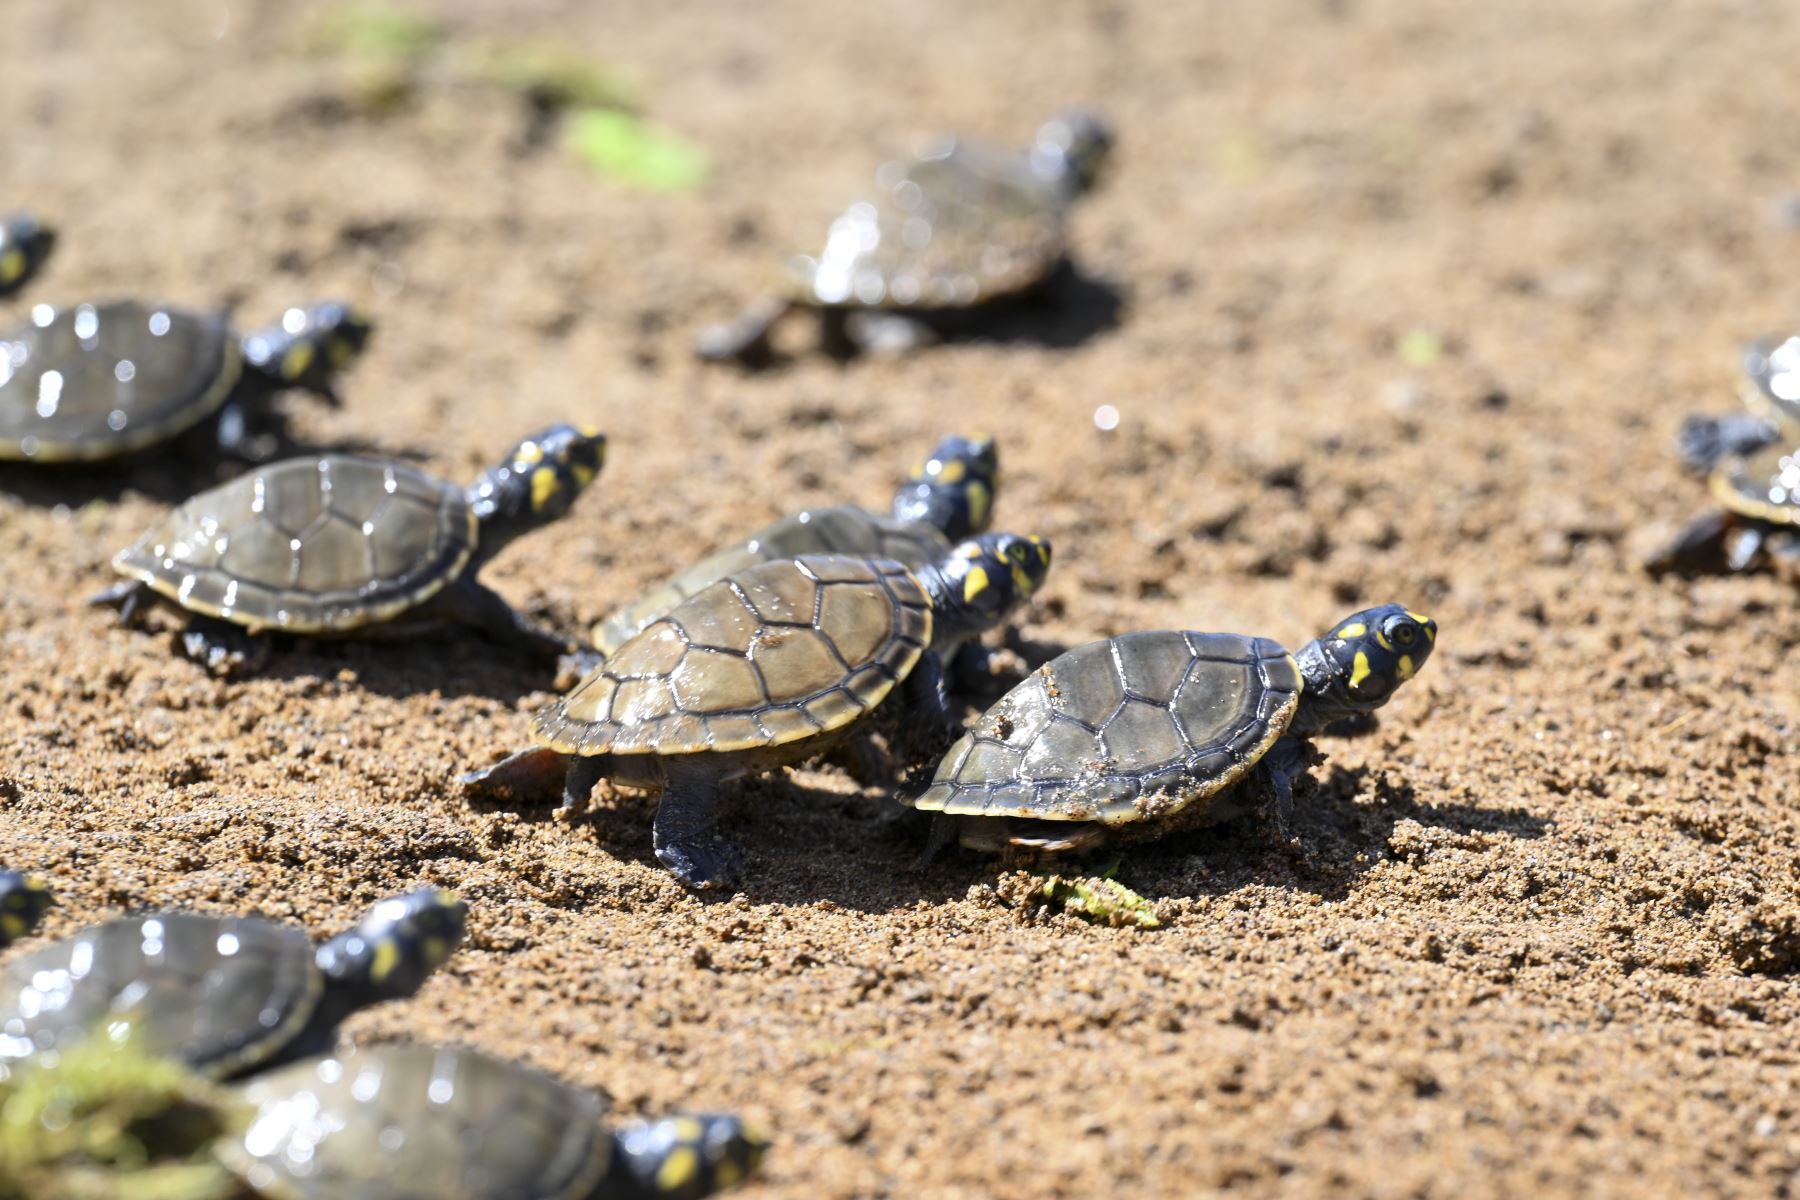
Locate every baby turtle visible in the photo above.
<box><xmin>0</xmin><ymin>888</ymin><xmax>465</xmax><ymax>1079</ymax></box>
<box><xmin>224</xmin><ymin>1041</ymin><xmax>766</xmax><ymax>1200</ymax></box>
<box><xmin>906</xmin><ymin>605</ymin><xmax>1437</xmax><ymax>852</ymax></box>
<box><xmin>464</xmin><ymin>532</ymin><xmax>1053</xmax><ymax>890</ymax></box>
<box><xmin>0</xmin><ymin>298</ymin><xmax>369</xmax><ymax>462</ymax></box>
<box><xmin>697</xmin><ymin>111</ymin><xmax>1112</xmax><ymax>364</ymax></box>
<box><xmin>0</xmin><ymin>212</ymin><xmax>55</xmax><ymax>297</ymax></box>
<box><xmin>92</xmin><ymin>423</ymin><xmax>605</xmax><ymax>673</ymax></box>
<box><xmin>593</xmin><ymin>433</ymin><xmax>999</xmax><ymax>657</ymax></box>
<box><xmin>1651</xmin><ymin>437</ymin><xmax>1800</xmax><ymax>575</ymax></box>
<box><xmin>0</xmin><ymin>871</ymin><xmax>53</xmax><ymax>947</ymax></box>
<box><xmin>1677</xmin><ymin>335</ymin><xmax>1800</xmax><ymax>473</ymax></box>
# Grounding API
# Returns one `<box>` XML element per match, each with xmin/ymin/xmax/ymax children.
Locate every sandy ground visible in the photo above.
<box><xmin>3</xmin><ymin>0</ymin><xmax>1800</xmax><ymax>1196</ymax></box>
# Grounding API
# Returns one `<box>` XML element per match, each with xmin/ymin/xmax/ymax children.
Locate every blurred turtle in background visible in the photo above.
<box><xmin>0</xmin><ymin>870</ymin><xmax>53</xmax><ymax>947</ymax></box>
<box><xmin>698</xmin><ymin>110</ymin><xmax>1113</xmax><ymax>364</ymax></box>
<box><xmin>0</xmin><ymin>887</ymin><xmax>466</xmax><ymax>1079</ymax></box>
<box><xmin>223</xmin><ymin>1042</ymin><xmax>766</xmax><ymax>1200</ymax></box>
<box><xmin>0</xmin><ymin>212</ymin><xmax>55</xmax><ymax>297</ymax></box>
<box><xmin>92</xmin><ymin>423</ymin><xmax>606</xmax><ymax>674</ymax></box>
<box><xmin>1677</xmin><ymin>335</ymin><xmax>1800</xmax><ymax>473</ymax></box>
<box><xmin>0</xmin><ymin>298</ymin><xmax>369</xmax><ymax>463</ymax></box>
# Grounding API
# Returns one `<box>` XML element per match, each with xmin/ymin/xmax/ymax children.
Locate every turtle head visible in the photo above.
<box><xmin>614</xmin><ymin>1113</ymin><xmax>770</xmax><ymax>1198</ymax></box>
<box><xmin>919</xmin><ymin>532</ymin><xmax>1052</xmax><ymax>647</ymax></box>
<box><xmin>315</xmin><ymin>887</ymin><xmax>467</xmax><ymax>1005</ymax></box>
<box><xmin>1031</xmin><ymin>110</ymin><xmax>1113</xmax><ymax>196</ymax></box>
<box><xmin>467</xmin><ymin>423</ymin><xmax>607</xmax><ymax>556</ymax></box>
<box><xmin>1292</xmin><ymin>604</ymin><xmax>1437</xmax><ymax>733</ymax></box>
<box><xmin>239</xmin><ymin>302</ymin><xmax>374</xmax><ymax>400</ymax></box>
<box><xmin>890</xmin><ymin>433</ymin><xmax>1000</xmax><ymax>540</ymax></box>
<box><xmin>0</xmin><ymin>871</ymin><xmax>53</xmax><ymax>947</ymax></box>
<box><xmin>0</xmin><ymin>213</ymin><xmax>54</xmax><ymax>294</ymax></box>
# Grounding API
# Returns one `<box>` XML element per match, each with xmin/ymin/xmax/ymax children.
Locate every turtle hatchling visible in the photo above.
<box><xmin>0</xmin><ymin>212</ymin><xmax>55</xmax><ymax>297</ymax></box>
<box><xmin>464</xmin><ymin>532</ymin><xmax>1053</xmax><ymax>890</ymax></box>
<box><xmin>0</xmin><ymin>887</ymin><xmax>465</xmax><ymax>1079</ymax></box>
<box><xmin>0</xmin><ymin>870</ymin><xmax>53</xmax><ymax>947</ymax></box>
<box><xmin>92</xmin><ymin>423</ymin><xmax>605</xmax><ymax>673</ymax></box>
<box><xmin>1677</xmin><ymin>335</ymin><xmax>1800</xmax><ymax>473</ymax></box>
<box><xmin>697</xmin><ymin>111</ymin><xmax>1112</xmax><ymax>364</ymax></box>
<box><xmin>1650</xmin><ymin>436</ymin><xmax>1800</xmax><ymax>575</ymax></box>
<box><xmin>224</xmin><ymin>1041</ymin><xmax>767</xmax><ymax>1200</ymax></box>
<box><xmin>906</xmin><ymin>605</ymin><xmax>1437</xmax><ymax>853</ymax></box>
<box><xmin>0</xmin><ymin>298</ymin><xmax>369</xmax><ymax>462</ymax></box>
<box><xmin>593</xmin><ymin>432</ymin><xmax>1000</xmax><ymax>657</ymax></box>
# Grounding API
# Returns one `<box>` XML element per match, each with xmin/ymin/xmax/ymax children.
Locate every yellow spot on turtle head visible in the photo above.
<box><xmin>571</xmin><ymin>462</ymin><xmax>597</xmax><ymax>488</ymax></box>
<box><xmin>1349</xmin><ymin>650</ymin><xmax>1372</xmax><ymax>691</ymax></box>
<box><xmin>656</xmin><ymin>1146</ymin><xmax>700</xmax><ymax>1193</ymax></box>
<box><xmin>1406</xmin><ymin>610</ymin><xmax>1437</xmax><ymax>640</ymax></box>
<box><xmin>515</xmin><ymin>440</ymin><xmax>545</xmax><ymax>465</ymax></box>
<box><xmin>1398</xmin><ymin>654</ymin><xmax>1415</xmax><ymax>681</ymax></box>
<box><xmin>671</xmin><ymin>1117</ymin><xmax>705</xmax><ymax>1142</ymax></box>
<box><xmin>1028</xmin><ymin>535</ymin><xmax>1050</xmax><ymax>563</ymax></box>
<box><xmin>422</xmin><ymin>936</ymin><xmax>449</xmax><ymax>965</ymax></box>
<box><xmin>578</xmin><ymin>423</ymin><xmax>603</xmax><ymax>441</ymax></box>
<box><xmin>965</xmin><ymin>480</ymin><xmax>992</xmax><ymax>529</ymax></box>
<box><xmin>531</xmin><ymin>467</ymin><xmax>562</xmax><ymax>510</ymax></box>
<box><xmin>327</xmin><ymin>334</ymin><xmax>355</xmax><ymax>368</ymax></box>
<box><xmin>1374</xmin><ymin>630</ymin><xmax>1393</xmax><ymax>651</ymax></box>
<box><xmin>715</xmin><ymin>1158</ymin><xmax>744</xmax><ymax>1187</ymax></box>
<box><xmin>906</xmin><ymin>458</ymin><xmax>928</xmax><ymax>481</ymax></box>
<box><xmin>280</xmin><ymin>341</ymin><xmax>315</xmax><ymax>381</ymax></box>
<box><xmin>1336</xmin><ymin>623</ymin><xmax>1366</xmax><ymax>639</ymax></box>
<box><xmin>23</xmin><ymin>875</ymin><xmax>47</xmax><ymax>893</ymax></box>
<box><xmin>963</xmin><ymin>565</ymin><xmax>990</xmax><ymax>602</ymax></box>
<box><xmin>0</xmin><ymin>248</ymin><xmax>23</xmax><ymax>285</ymax></box>
<box><xmin>1011</xmin><ymin>565</ymin><xmax>1035</xmax><ymax>595</ymax></box>
<box><xmin>0</xmin><ymin>914</ymin><xmax>25</xmax><ymax>941</ymax></box>
<box><xmin>370</xmin><ymin>937</ymin><xmax>401</xmax><ymax>983</ymax></box>
<box><xmin>934</xmin><ymin>458</ymin><xmax>968</xmax><ymax>485</ymax></box>
<box><xmin>436</xmin><ymin>889</ymin><xmax>460</xmax><ymax>906</ymax></box>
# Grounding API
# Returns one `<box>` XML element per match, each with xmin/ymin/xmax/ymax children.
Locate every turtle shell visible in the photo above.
<box><xmin>113</xmin><ymin>455</ymin><xmax>478</xmax><ymax>634</ymax></box>
<box><xmin>909</xmin><ymin>631</ymin><xmax>1302</xmax><ymax>825</ymax></box>
<box><xmin>223</xmin><ymin>1043</ymin><xmax>609</xmax><ymax>1200</ymax></box>
<box><xmin>0</xmin><ymin>913</ymin><xmax>323</xmax><ymax>1078</ymax></box>
<box><xmin>593</xmin><ymin>505</ymin><xmax>950</xmax><ymax>656</ymax></box>
<box><xmin>1711</xmin><ymin>441</ymin><xmax>1800</xmax><ymax>526</ymax></box>
<box><xmin>786</xmin><ymin>139</ymin><xmax>1067</xmax><ymax>312</ymax></box>
<box><xmin>539</xmin><ymin>555</ymin><xmax>932</xmax><ymax>757</ymax></box>
<box><xmin>0</xmin><ymin>300</ymin><xmax>240</xmax><ymax>461</ymax></box>
<box><xmin>1741</xmin><ymin>337</ymin><xmax>1800</xmax><ymax>433</ymax></box>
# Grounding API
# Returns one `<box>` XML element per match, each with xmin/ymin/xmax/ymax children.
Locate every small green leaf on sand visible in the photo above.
<box><xmin>1039</xmin><ymin>871</ymin><xmax>1162</xmax><ymax>928</ymax></box>
<box><xmin>566</xmin><ymin>109</ymin><xmax>709</xmax><ymax>192</ymax></box>
<box><xmin>1398</xmin><ymin>329</ymin><xmax>1443</xmax><ymax>367</ymax></box>
<box><xmin>308</xmin><ymin>3</ymin><xmax>446</xmax><ymax>59</ymax></box>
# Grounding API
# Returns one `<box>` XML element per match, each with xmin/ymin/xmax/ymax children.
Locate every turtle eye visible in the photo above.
<box><xmin>1387</xmin><ymin>619</ymin><xmax>1418</xmax><ymax>648</ymax></box>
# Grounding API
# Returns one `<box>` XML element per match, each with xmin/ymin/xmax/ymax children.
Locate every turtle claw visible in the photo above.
<box><xmin>180</xmin><ymin>619</ymin><xmax>269</xmax><ymax>676</ymax></box>
<box><xmin>656</xmin><ymin>835</ymin><xmax>744</xmax><ymax>892</ymax></box>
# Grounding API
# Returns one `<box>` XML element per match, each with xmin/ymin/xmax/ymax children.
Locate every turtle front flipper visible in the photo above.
<box><xmin>1677</xmin><ymin>412</ymin><xmax>1781</xmax><ymax>474</ymax></box>
<box><xmin>609</xmin><ymin>1113</ymin><xmax>770</xmax><ymax>1200</ymax></box>
<box><xmin>1647</xmin><ymin>509</ymin><xmax>1757</xmax><ymax>575</ymax></box>
<box><xmin>180</xmin><ymin>615</ymin><xmax>271</xmax><ymax>676</ymax></box>
<box><xmin>88</xmin><ymin>579</ymin><xmax>153</xmax><ymax>625</ymax></box>
<box><xmin>654</xmin><ymin>758</ymin><xmax>743</xmax><ymax>892</ymax></box>
<box><xmin>459</xmin><ymin>745</ymin><xmax>572</xmax><ymax>801</ymax></box>
<box><xmin>0</xmin><ymin>871</ymin><xmax>53</xmax><ymax>947</ymax></box>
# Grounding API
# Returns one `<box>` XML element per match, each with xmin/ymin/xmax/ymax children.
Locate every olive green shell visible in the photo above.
<box><xmin>0</xmin><ymin>913</ymin><xmax>323</xmax><ymax>1077</ymax></box>
<box><xmin>1711</xmin><ymin>441</ymin><xmax>1800</xmax><ymax>526</ymax></box>
<box><xmin>786</xmin><ymin>139</ymin><xmax>1067</xmax><ymax>311</ymax></box>
<box><xmin>113</xmin><ymin>455</ymin><xmax>477</xmax><ymax>633</ymax></box>
<box><xmin>593</xmin><ymin>505</ymin><xmax>950</xmax><ymax>655</ymax></box>
<box><xmin>910</xmin><ymin>631</ymin><xmax>1302</xmax><ymax>825</ymax></box>
<box><xmin>540</xmin><ymin>555</ymin><xmax>931</xmax><ymax>757</ymax></box>
<box><xmin>224</xmin><ymin>1043</ymin><xmax>609</xmax><ymax>1200</ymax></box>
<box><xmin>0</xmin><ymin>301</ymin><xmax>240</xmax><ymax>461</ymax></box>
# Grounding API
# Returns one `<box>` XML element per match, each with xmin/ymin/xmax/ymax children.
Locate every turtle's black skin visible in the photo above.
<box><xmin>697</xmin><ymin>111</ymin><xmax>1113</xmax><ymax>365</ymax></box>
<box><xmin>908</xmin><ymin>605</ymin><xmax>1437</xmax><ymax>854</ymax></box>
<box><xmin>1677</xmin><ymin>336</ymin><xmax>1800</xmax><ymax>474</ymax></box>
<box><xmin>0</xmin><ymin>299</ymin><xmax>370</xmax><ymax>463</ymax></box>
<box><xmin>90</xmin><ymin>423</ymin><xmax>605</xmax><ymax>674</ymax></box>
<box><xmin>0</xmin><ymin>887</ymin><xmax>466</xmax><ymax>1079</ymax></box>
<box><xmin>0</xmin><ymin>213</ymin><xmax>55</xmax><ymax>297</ymax></box>
<box><xmin>0</xmin><ymin>871</ymin><xmax>53</xmax><ymax>947</ymax></box>
<box><xmin>223</xmin><ymin>1041</ymin><xmax>767</xmax><ymax>1199</ymax></box>
<box><xmin>464</xmin><ymin>532</ymin><xmax>1052</xmax><ymax>891</ymax></box>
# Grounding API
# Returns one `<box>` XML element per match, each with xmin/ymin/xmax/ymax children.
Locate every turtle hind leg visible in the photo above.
<box><xmin>695</xmin><ymin>297</ymin><xmax>795</xmax><ymax>367</ymax></box>
<box><xmin>653</xmin><ymin>757</ymin><xmax>744</xmax><ymax>891</ymax></box>
<box><xmin>459</xmin><ymin>746</ymin><xmax>571</xmax><ymax>803</ymax></box>
<box><xmin>180</xmin><ymin>616</ymin><xmax>269</xmax><ymax>675</ymax></box>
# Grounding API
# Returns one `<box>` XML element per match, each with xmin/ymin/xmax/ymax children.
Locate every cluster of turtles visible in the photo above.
<box><xmin>1</xmin><ymin>102</ymin><xmax>1791</xmax><ymax>1195</ymax></box>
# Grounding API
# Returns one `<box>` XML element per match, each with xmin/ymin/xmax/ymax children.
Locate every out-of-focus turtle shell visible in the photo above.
<box><xmin>786</xmin><ymin>138</ymin><xmax>1067</xmax><ymax>312</ymax></box>
<box><xmin>540</xmin><ymin>555</ymin><xmax>932</xmax><ymax>757</ymax></box>
<box><xmin>223</xmin><ymin>1042</ymin><xmax>609</xmax><ymax>1200</ymax></box>
<box><xmin>0</xmin><ymin>300</ymin><xmax>240</xmax><ymax>461</ymax></box>
<box><xmin>112</xmin><ymin>455</ymin><xmax>477</xmax><ymax>634</ymax></box>
<box><xmin>1711</xmin><ymin>440</ymin><xmax>1800</xmax><ymax>527</ymax></box>
<box><xmin>0</xmin><ymin>913</ymin><xmax>323</xmax><ymax>1078</ymax></box>
<box><xmin>593</xmin><ymin>506</ymin><xmax>950</xmax><ymax>656</ymax></box>
<box><xmin>909</xmin><ymin>631</ymin><xmax>1302</xmax><ymax>825</ymax></box>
